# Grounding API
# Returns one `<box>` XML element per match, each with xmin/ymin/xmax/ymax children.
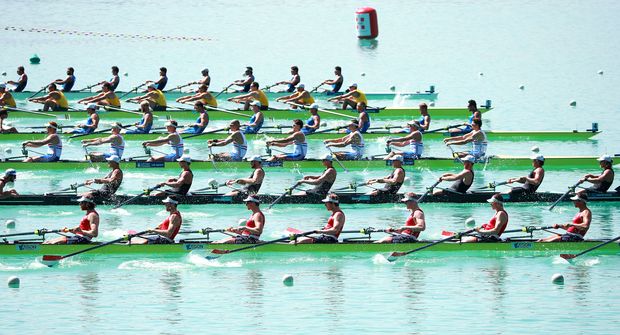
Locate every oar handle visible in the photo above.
<box><xmin>59</xmin><ymin>230</ymin><xmax>151</xmax><ymax>260</ymax></box>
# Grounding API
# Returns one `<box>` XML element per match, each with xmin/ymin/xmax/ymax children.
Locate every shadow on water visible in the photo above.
<box><xmin>160</xmin><ymin>271</ymin><xmax>183</xmax><ymax>326</ymax></box>
<box><xmin>323</xmin><ymin>266</ymin><xmax>345</xmax><ymax>329</ymax></box>
<box><xmin>77</xmin><ymin>272</ymin><xmax>101</xmax><ymax>327</ymax></box>
<box><xmin>402</xmin><ymin>266</ymin><xmax>427</xmax><ymax>331</ymax></box>
<box><xmin>243</xmin><ymin>270</ymin><xmax>265</xmax><ymax>328</ymax></box>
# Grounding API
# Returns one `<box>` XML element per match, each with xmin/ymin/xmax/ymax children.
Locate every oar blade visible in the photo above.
<box><xmin>560</xmin><ymin>253</ymin><xmax>577</xmax><ymax>260</ymax></box>
<box><xmin>41</xmin><ymin>255</ymin><xmax>63</xmax><ymax>267</ymax></box>
<box><xmin>441</xmin><ymin>230</ymin><xmax>455</xmax><ymax>236</ymax></box>
<box><xmin>386</xmin><ymin>251</ymin><xmax>406</xmax><ymax>262</ymax></box>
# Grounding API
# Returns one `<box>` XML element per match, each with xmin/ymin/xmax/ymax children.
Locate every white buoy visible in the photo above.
<box><xmin>429</xmin><ymin>102</ymin><xmax>435</xmax><ymax>107</ymax></box>
<box><xmin>597</xmin><ymin>70</ymin><xmax>604</xmax><ymax>75</ymax></box>
<box><xmin>123</xmin><ymin>72</ymin><xmax>129</xmax><ymax>76</ymax></box>
<box><xmin>551</xmin><ymin>273</ymin><xmax>564</xmax><ymax>284</ymax></box>
<box><xmin>360</xmin><ymin>72</ymin><xmax>366</xmax><ymax>77</ymax></box>
<box><xmin>282</xmin><ymin>274</ymin><xmax>294</xmax><ymax>286</ymax></box>
<box><xmin>569</xmin><ymin>100</ymin><xmax>577</xmax><ymax>107</ymax></box>
<box><xmin>7</xmin><ymin>276</ymin><xmax>20</xmax><ymax>288</ymax></box>
<box><xmin>531</xmin><ymin>146</ymin><xmax>540</xmax><ymax>153</ymax></box>
<box><xmin>389</xmin><ymin>86</ymin><xmax>396</xmax><ymax>91</ymax></box>
<box><xmin>5</xmin><ymin>219</ymin><xmax>15</xmax><ymax>228</ymax></box>
<box><xmin>465</xmin><ymin>217</ymin><xmax>476</xmax><ymax>227</ymax></box>
<box><xmin>519</xmin><ymin>85</ymin><xmax>525</xmax><ymax>90</ymax></box>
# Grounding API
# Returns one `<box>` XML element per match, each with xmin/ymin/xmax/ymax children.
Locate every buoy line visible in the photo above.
<box><xmin>3</xmin><ymin>26</ymin><xmax>213</xmax><ymax>42</ymax></box>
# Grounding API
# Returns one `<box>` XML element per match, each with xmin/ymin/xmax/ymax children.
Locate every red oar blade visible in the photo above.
<box><xmin>286</xmin><ymin>227</ymin><xmax>303</xmax><ymax>234</ymax></box>
<box><xmin>41</xmin><ymin>255</ymin><xmax>63</xmax><ymax>267</ymax></box>
<box><xmin>560</xmin><ymin>254</ymin><xmax>577</xmax><ymax>260</ymax></box>
<box><xmin>442</xmin><ymin>230</ymin><xmax>455</xmax><ymax>237</ymax></box>
<box><xmin>386</xmin><ymin>251</ymin><xmax>406</xmax><ymax>262</ymax></box>
<box><xmin>204</xmin><ymin>249</ymin><xmax>230</xmax><ymax>260</ymax></box>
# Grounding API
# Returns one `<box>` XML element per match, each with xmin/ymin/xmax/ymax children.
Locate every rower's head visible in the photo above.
<box><xmin>349</xmin><ymin>83</ymin><xmax>358</xmax><ymax>91</ymax></box>
<box><xmin>250</xmin><ymin>100</ymin><xmax>261</xmax><ymax>112</ymax></box>
<box><xmin>471</xmin><ymin>118</ymin><xmax>482</xmax><ymax>130</ymax></box>
<box><xmin>194</xmin><ymin>100</ymin><xmax>206</xmax><ymax>113</ymax></box>
<box><xmin>198</xmin><ymin>84</ymin><xmax>208</xmax><ymax>92</ymax></box>
<box><xmin>461</xmin><ymin>155</ymin><xmax>475</xmax><ymax>169</ymax></box>
<box><xmin>570</xmin><ymin>193</ymin><xmax>588</xmax><ymax>209</ymax></box>
<box><xmin>3</xmin><ymin>169</ymin><xmax>17</xmax><ymax>182</ymax></box>
<box><xmin>597</xmin><ymin>154</ymin><xmax>613</xmax><ymax>169</ymax></box>
<box><xmin>401</xmin><ymin>192</ymin><xmax>419</xmax><ymax>210</ymax></box>
<box><xmin>176</xmin><ymin>155</ymin><xmax>191</xmax><ymax>169</ymax></box>
<box><xmin>296</xmin><ymin>83</ymin><xmax>305</xmax><ymax>92</ymax></box>
<box><xmin>419</xmin><ymin>103</ymin><xmax>428</xmax><ymax>115</ymax></box>
<box><xmin>243</xmin><ymin>195</ymin><xmax>260</xmax><ymax>210</ymax></box>
<box><xmin>46</xmin><ymin>121</ymin><xmax>58</xmax><ymax>134</ymax></box>
<box><xmin>201</xmin><ymin>68</ymin><xmax>209</xmax><ymax>76</ymax></box>
<box><xmin>309</xmin><ymin>103</ymin><xmax>319</xmax><ymax>114</ymax></box>
<box><xmin>531</xmin><ymin>154</ymin><xmax>545</xmax><ymax>167</ymax></box>
<box><xmin>250</xmin><ymin>82</ymin><xmax>259</xmax><ymax>91</ymax></box>
<box><xmin>110</xmin><ymin>122</ymin><xmax>122</xmax><ymax>134</ymax></box>
<box><xmin>165</xmin><ymin>120</ymin><xmax>178</xmax><ymax>132</ymax></box>
<box><xmin>48</xmin><ymin>83</ymin><xmax>58</xmax><ymax>92</ymax></box>
<box><xmin>347</xmin><ymin>120</ymin><xmax>360</xmax><ymax>132</ymax></box>
<box><xmin>407</xmin><ymin>120</ymin><xmax>421</xmax><ymax>132</ymax></box>
<box><xmin>245</xmin><ymin>67</ymin><xmax>253</xmax><ymax>76</ymax></box>
<box><xmin>76</xmin><ymin>195</ymin><xmax>95</xmax><ymax>211</ymax></box>
<box><xmin>321</xmin><ymin>193</ymin><xmax>340</xmax><ymax>210</ymax></box>
<box><xmin>334</xmin><ymin>66</ymin><xmax>342</xmax><ymax>75</ymax></box>
<box><xmin>106</xmin><ymin>154</ymin><xmax>121</xmax><ymax>168</ymax></box>
<box><xmin>86</xmin><ymin>103</ymin><xmax>99</xmax><ymax>114</ymax></box>
<box><xmin>356</xmin><ymin>102</ymin><xmax>366</xmax><ymax>112</ymax></box>
<box><xmin>102</xmin><ymin>82</ymin><xmax>113</xmax><ymax>92</ymax></box>
<box><xmin>162</xmin><ymin>196</ymin><xmax>178</xmax><ymax>212</ymax></box>
<box><xmin>486</xmin><ymin>194</ymin><xmax>504</xmax><ymax>210</ymax></box>
<box><xmin>111</xmin><ymin>66</ymin><xmax>119</xmax><ymax>75</ymax></box>
<box><xmin>159</xmin><ymin>67</ymin><xmax>167</xmax><ymax>76</ymax></box>
<box><xmin>389</xmin><ymin>154</ymin><xmax>404</xmax><ymax>168</ymax></box>
<box><xmin>229</xmin><ymin>119</ymin><xmax>241</xmax><ymax>131</ymax></box>
<box><xmin>140</xmin><ymin>101</ymin><xmax>151</xmax><ymax>113</ymax></box>
<box><xmin>247</xmin><ymin>155</ymin><xmax>263</xmax><ymax>169</ymax></box>
<box><xmin>17</xmin><ymin>66</ymin><xmax>24</xmax><ymax>75</ymax></box>
<box><xmin>0</xmin><ymin>83</ymin><xmax>6</xmax><ymax>92</ymax></box>
<box><xmin>321</xmin><ymin>154</ymin><xmax>333</xmax><ymax>168</ymax></box>
<box><xmin>67</xmin><ymin>67</ymin><xmax>74</xmax><ymax>75</ymax></box>
<box><xmin>291</xmin><ymin>66</ymin><xmax>298</xmax><ymax>74</ymax></box>
<box><xmin>468</xmin><ymin>99</ymin><xmax>478</xmax><ymax>111</ymax></box>
<box><xmin>292</xmin><ymin>119</ymin><xmax>303</xmax><ymax>131</ymax></box>
<box><xmin>147</xmin><ymin>83</ymin><xmax>157</xmax><ymax>91</ymax></box>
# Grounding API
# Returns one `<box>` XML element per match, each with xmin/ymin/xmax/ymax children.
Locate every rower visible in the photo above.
<box><xmin>131</xmin><ymin>197</ymin><xmax>182</xmax><ymax>244</ymax></box>
<box><xmin>324</xmin><ymin>120</ymin><xmax>365</xmax><ymax>160</ymax></box>
<box><xmin>53</xmin><ymin>67</ymin><xmax>76</xmax><ymax>92</ymax></box>
<box><xmin>244</xmin><ymin>101</ymin><xmax>264</xmax><ymax>134</ymax></box>
<box><xmin>189</xmin><ymin>68</ymin><xmax>210</xmax><ymax>87</ymax></box>
<box><xmin>276</xmin><ymin>65</ymin><xmax>301</xmax><ymax>92</ymax></box>
<box><xmin>227</xmin><ymin>81</ymin><xmax>269</xmax><ymax>110</ymax></box>
<box><xmin>125</xmin><ymin>101</ymin><xmax>153</xmax><ymax>134</ymax></box>
<box><xmin>367</xmin><ymin>155</ymin><xmax>405</xmax><ymax>196</ymax></box>
<box><xmin>462</xmin><ymin>194</ymin><xmax>509</xmax><ymax>243</ymax></box>
<box><xmin>154</xmin><ymin>155</ymin><xmax>194</xmax><ymax>196</ymax></box>
<box><xmin>76</xmin><ymin>82</ymin><xmax>121</xmax><ymax>107</ymax></box>
<box><xmin>22</xmin><ymin>121</ymin><xmax>63</xmax><ymax>162</ymax></box>
<box><xmin>99</xmin><ymin>65</ymin><xmax>120</xmax><ymax>91</ymax></box>
<box><xmin>66</xmin><ymin>103</ymin><xmax>99</xmax><ymax>134</ymax></box>
<box><xmin>275</xmin><ymin>83</ymin><xmax>315</xmax><ymax>109</ymax></box>
<box><xmin>579</xmin><ymin>155</ymin><xmax>615</xmax><ymax>194</ymax></box>
<box><xmin>291</xmin><ymin>193</ymin><xmax>345</xmax><ymax>244</ymax></box>
<box><xmin>417</xmin><ymin>103</ymin><xmax>431</xmax><ymax>131</ymax></box>
<box><xmin>448</xmin><ymin>99</ymin><xmax>482</xmax><ymax>136</ymax></box>
<box><xmin>180</xmin><ymin>101</ymin><xmax>209</xmax><ymax>134</ymax></box>
<box><xmin>374</xmin><ymin>192</ymin><xmax>425</xmax><ymax>243</ymax></box>
<box><xmin>0</xmin><ymin>110</ymin><xmax>17</xmax><ymax>133</ymax></box>
<box><xmin>344</xmin><ymin>102</ymin><xmax>370</xmax><ymax>133</ymax></box>
<box><xmin>145</xmin><ymin>67</ymin><xmax>168</xmax><ymax>91</ymax></box>
<box><xmin>266</xmin><ymin>119</ymin><xmax>307</xmax><ymax>161</ymax></box>
<box><xmin>6</xmin><ymin>66</ymin><xmax>28</xmax><ymax>92</ymax></box>
<box><xmin>176</xmin><ymin>84</ymin><xmax>217</xmax><ymax>107</ymax></box>
<box><xmin>443</xmin><ymin>118</ymin><xmax>487</xmax><ymax>159</ymax></box>
<box><xmin>327</xmin><ymin>83</ymin><xmax>367</xmax><ymax>110</ymax></box>
<box><xmin>232</xmin><ymin>66</ymin><xmax>255</xmax><ymax>93</ymax></box>
<box><xmin>0</xmin><ymin>83</ymin><xmax>17</xmax><ymax>108</ymax></box>
<box><xmin>43</xmin><ymin>195</ymin><xmax>99</xmax><ymax>245</ymax></box>
<box><xmin>296</xmin><ymin>154</ymin><xmax>337</xmax><ymax>198</ymax></box>
<box><xmin>433</xmin><ymin>155</ymin><xmax>475</xmax><ymax>195</ymax></box>
<box><xmin>83</xmin><ymin>155</ymin><xmax>123</xmax><ymax>199</ymax></box>
<box><xmin>505</xmin><ymin>154</ymin><xmax>545</xmax><ymax>196</ymax></box>
<box><xmin>127</xmin><ymin>83</ymin><xmax>167</xmax><ymax>111</ymax></box>
<box><xmin>385</xmin><ymin>120</ymin><xmax>423</xmax><ymax>160</ymax></box>
<box><xmin>81</xmin><ymin>122</ymin><xmax>125</xmax><ymax>161</ymax></box>
<box><xmin>322</xmin><ymin>66</ymin><xmax>343</xmax><ymax>94</ymax></box>
<box><xmin>208</xmin><ymin>120</ymin><xmax>247</xmax><ymax>161</ymax></box>
<box><xmin>28</xmin><ymin>83</ymin><xmax>69</xmax><ymax>111</ymax></box>
<box><xmin>142</xmin><ymin>120</ymin><xmax>184</xmax><ymax>162</ymax></box>
<box><xmin>213</xmin><ymin>195</ymin><xmax>265</xmax><ymax>244</ymax></box>
<box><xmin>0</xmin><ymin>169</ymin><xmax>18</xmax><ymax>197</ymax></box>
<box><xmin>225</xmin><ymin>155</ymin><xmax>265</xmax><ymax>197</ymax></box>
<box><xmin>539</xmin><ymin>194</ymin><xmax>591</xmax><ymax>242</ymax></box>
<box><xmin>301</xmin><ymin>103</ymin><xmax>321</xmax><ymax>134</ymax></box>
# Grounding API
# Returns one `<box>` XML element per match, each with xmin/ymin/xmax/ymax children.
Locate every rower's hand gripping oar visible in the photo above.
<box><xmin>548</xmin><ymin>180</ymin><xmax>584</xmax><ymax>211</ymax></box>
<box><xmin>205</xmin><ymin>230</ymin><xmax>316</xmax><ymax>260</ymax></box>
<box><xmin>560</xmin><ymin>235</ymin><xmax>620</xmax><ymax>261</ymax></box>
<box><xmin>268</xmin><ymin>182</ymin><xmax>302</xmax><ymax>210</ymax></box>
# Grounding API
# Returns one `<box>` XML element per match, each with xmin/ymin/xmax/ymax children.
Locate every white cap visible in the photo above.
<box><xmin>597</xmin><ymin>154</ymin><xmax>612</xmax><ymax>163</ymax></box>
<box><xmin>297</xmin><ymin>83</ymin><xmax>305</xmax><ymax>89</ymax></box>
<box><xmin>46</xmin><ymin>122</ymin><xmax>58</xmax><ymax>129</ymax></box>
<box><xmin>86</xmin><ymin>103</ymin><xmax>99</xmax><ymax>111</ymax></box>
<box><xmin>310</xmin><ymin>103</ymin><xmax>319</xmax><ymax>109</ymax></box>
<box><xmin>321</xmin><ymin>154</ymin><xmax>333</xmax><ymax>161</ymax></box>
<box><xmin>176</xmin><ymin>155</ymin><xmax>191</xmax><ymax>163</ymax></box>
<box><xmin>349</xmin><ymin>83</ymin><xmax>358</xmax><ymax>88</ymax></box>
<box><xmin>530</xmin><ymin>154</ymin><xmax>545</xmax><ymax>161</ymax></box>
<box><xmin>75</xmin><ymin>196</ymin><xmax>95</xmax><ymax>203</ymax></box>
<box><xmin>106</xmin><ymin>155</ymin><xmax>121</xmax><ymax>163</ymax></box>
<box><xmin>250</xmin><ymin>100</ymin><xmax>262</xmax><ymax>107</ymax></box>
<box><xmin>486</xmin><ymin>196</ymin><xmax>504</xmax><ymax>204</ymax></box>
<box><xmin>4</xmin><ymin>168</ymin><xmax>16</xmax><ymax>176</ymax></box>
<box><xmin>461</xmin><ymin>155</ymin><xmax>476</xmax><ymax>163</ymax></box>
<box><xmin>162</xmin><ymin>197</ymin><xmax>179</xmax><ymax>204</ymax></box>
<box><xmin>348</xmin><ymin>120</ymin><xmax>359</xmax><ymax>127</ymax></box>
<box><xmin>164</xmin><ymin>121</ymin><xmax>178</xmax><ymax>128</ymax></box>
<box><xmin>389</xmin><ymin>155</ymin><xmax>404</xmax><ymax>162</ymax></box>
<box><xmin>321</xmin><ymin>194</ymin><xmax>339</xmax><ymax>204</ymax></box>
<box><xmin>570</xmin><ymin>194</ymin><xmax>588</xmax><ymax>203</ymax></box>
<box><xmin>401</xmin><ymin>193</ymin><xmax>418</xmax><ymax>203</ymax></box>
<box><xmin>110</xmin><ymin>122</ymin><xmax>122</xmax><ymax>129</ymax></box>
<box><xmin>247</xmin><ymin>155</ymin><xmax>263</xmax><ymax>162</ymax></box>
<box><xmin>148</xmin><ymin>83</ymin><xmax>157</xmax><ymax>89</ymax></box>
<box><xmin>243</xmin><ymin>195</ymin><xmax>260</xmax><ymax>203</ymax></box>
<box><xmin>0</xmin><ymin>83</ymin><xmax>6</xmax><ymax>89</ymax></box>
<box><xmin>407</xmin><ymin>120</ymin><xmax>421</xmax><ymax>129</ymax></box>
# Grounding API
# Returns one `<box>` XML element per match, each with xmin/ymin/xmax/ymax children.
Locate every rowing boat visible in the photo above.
<box><xmin>5</xmin><ymin>106</ymin><xmax>489</xmax><ymax>120</ymax></box>
<box><xmin>9</xmin><ymin>88</ymin><xmax>438</xmax><ymax>102</ymax></box>
<box><xmin>1</xmin><ymin>240</ymin><xmax>618</xmax><ymax>256</ymax></box>
<box><xmin>0</xmin><ymin>129</ymin><xmax>599</xmax><ymax>142</ymax></box>
<box><xmin>1</xmin><ymin>190</ymin><xmax>618</xmax><ymax>206</ymax></box>
<box><xmin>0</xmin><ymin>155</ymin><xmax>612</xmax><ymax>171</ymax></box>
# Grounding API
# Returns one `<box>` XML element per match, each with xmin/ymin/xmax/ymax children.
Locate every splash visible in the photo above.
<box><xmin>372</xmin><ymin>253</ymin><xmax>393</xmax><ymax>265</ymax></box>
<box><xmin>108</xmin><ymin>208</ymin><xmax>131</xmax><ymax>216</ymax></box>
<box><xmin>118</xmin><ymin>260</ymin><xmax>192</xmax><ymax>271</ymax></box>
<box><xmin>186</xmin><ymin>253</ymin><xmax>242</xmax><ymax>267</ymax></box>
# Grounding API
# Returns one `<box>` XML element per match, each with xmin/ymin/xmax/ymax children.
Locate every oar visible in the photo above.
<box><xmin>113</xmin><ymin>185</ymin><xmax>162</xmax><ymax>209</ymax></box>
<box><xmin>268</xmin><ymin>182</ymin><xmax>302</xmax><ymax>209</ymax></box>
<box><xmin>416</xmin><ymin>179</ymin><xmax>442</xmax><ymax>203</ymax></box>
<box><xmin>548</xmin><ymin>180</ymin><xmax>583</xmax><ymax>211</ymax></box>
<box><xmin>310</xmin><ymin>124</ymin><xmax>347</xmax><ymax>135</ymax></box>
<box><xmin>101</xmin><ymin>105</ymin><xmax>153</xmax><ymax>118</ymax></box>
<box><xmin>208</xmin><ymin>146</ymin><xmax>219</xmax><ymax>171</ymax></box>
<box><xmin>182</xmin><ymin>126</ymin><xmax>229</xmax><ymax>139</ymax></box>
<box><xmin>474</xmin><ymin>181</ymin><xmax>510</xmax><ymax>191</ymax></box>
<box><xmin>0</xmin><ymin>229</ymin><xmax>63</xmax><ymax>239</ymax></box>
<box><xmin>447</xmin><ymin>144</ymin><xmax>463</xmax><ymax>164</ymax></box>
<box><xmin>309</xmin><ymin>83</ymin><xmax>324</xmax><ymax>93</ymax></box>
<box><xmin>560</xmin><ymin>235</ymin><xmax>620</xmax><ymax>261</ymax></box>
<box><xmin>442</xmin><ymin>225</ymin><xmax>556</xmax><ymax>237</ymax></box>
<box><xmin>70</xmin><ymin>126</ymin><xmax>115</xmax><ymax>139</ymax></box>
<box><xmin>76</xmin><ymin>82</ymin><xmax>101</xmax><ymax>92</ymax></box>
<box><xmin>118</xmin><ymin>83</ymin><xmax>147</xmax><ymax>100</ymax></box>
<box><xmin>44</xmin><ymin>182</ymin><xmax>86</xmax><ymax>195</ymax></box>
<box><xmin>425</xmin><ymin>123</ymin><xmax>463</xmax><ymax>134</ymax></box>
<box><xmin>41</xmin><ymin>230</ymin><xmax>151</xmax><ymax>266</ymax></box>
<box><xmin>164</xmin><ymin>83</ymin><xmax>193</xmax><ymax>93</ymax></box>
<box><xmin>6</xmin><ymin>106</ymin><xmax>56</xmax><ymax>117</ymax></box>
<box><xmin>263</xmin><ymin>83</ymin><xmax>280</xmax><ymax>91</ymax></box>
<box><xmin>205</xmin><ymin>105</ymin><xmax>251</xmax><ymax>118</ymax></box>
<box><xmin>214</xmin><ymin>83</ymin><xmax>234</xmax><ymax>98</ymax></box>
<box><xmin>205</xmin><ymin>230</ymin><xmax>316</xmax><ymax>260</ymax></box>
<box><xmin>287</xmin><ymin>102</ymin><xmax>353</xmax><ymax>119</ymax></box>
<box><xmin>178</xmin><ymin>228</ymin><xmax>226</xmax><ymax>235</ymax></box>
<box><xmin>190</xmin><ymin>179</ymin><xmax>227</xmax><ymax>193</ymax></box>
<box><xmin>326</xmin><ymin>146</ymin><xmax>348</xmax><ymax>173</ymax></box>
<box><xmin>27</xmin><ymin>85</ymin><xmax>48</xmax><ymax>99</ymax></box>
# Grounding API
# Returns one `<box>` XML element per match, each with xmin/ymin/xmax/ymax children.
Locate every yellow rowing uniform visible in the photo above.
<box><xmin>201</xmin><ymin>93</ymin><xmax>218</xmax><ymax>107</ymax></box>
<box><xmin>1</xmin><ymin>92</ymin><xmax>16</xmax><ymax>108</ymax></box>
<box><xmin>106</xmin><ymin>93</ymin><xmax>121</xmax><ymax>107</ymax></box>
<box><xmin>255</xmin><ymin>89</ymin><xmax>269</xmax><ymax>107</ymax></box>
<box><xmin>299</xmin><ymin>92</ymin><xmax>315</xmax><ymax>104</ymax></box>
<box><xmin>352</xmin><ymin>89</ymin><xmax>367</xmax><ymax>105</ymax></box>
<box><xmin>56</xmin><ymin>91</ymin><xmax>69</xmax><ymax>108</ymax></box>
<box><xmin>153</xmin><ymin>89</ymin><xmax>167</xmax><ymax>107</ymax></box>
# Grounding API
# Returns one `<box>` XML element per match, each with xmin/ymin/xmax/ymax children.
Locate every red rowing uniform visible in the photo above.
<box><xmin>242</xmin><ymin>212</ymin><xmax>263</xmax><ymax>238</ymax></box>
<box><xmin>322</xmin><ymin>210</ymin><xmax>344</xmax><ymax>238</ymax></box>
<box><xmin>156</xmin><ymin>211</ymin><xmax>182</xmax><ymax>240</ymax></box>
<box><xmin>481</xmin><ymin>210</ymin><xmax>508</xmax><ymax>236</ymax></box>
<box><xmin>567</xmin><ymin>212</ymin><xmax>588</xmax><ymax>237</ymax></box>
<box><xmin>76</xmin><ymin>210</ymin><xmax>98</xmax><ymax>236</ymax></box>
<box><xmin>401</xmin><ymin>209</ymin><xmax>423</xmax><ymax>238</ymax></box>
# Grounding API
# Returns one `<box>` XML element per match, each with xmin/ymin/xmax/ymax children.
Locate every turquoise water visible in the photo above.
<box><xmin>2</xmin><ymin>0</ymin><xmax>620</xmax><ymax>334</ymax></box>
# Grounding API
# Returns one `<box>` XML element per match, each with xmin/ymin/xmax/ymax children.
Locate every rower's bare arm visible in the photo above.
<box><xmin>243</xmin><ymin>214</ymin><xmax>264</xmax><ymax>235</ymax></box>
<box><xmin>153</xmin><ymin>214</ymin><xmax>181</xmax><ymax>238</ymax></box>
<box><xmin>98</xmin><ymin>170</ymin><xmax>121</xmax><ymax>184</ymax></box>
<box><xmin>77</xmin><ymin>214</ymin><xmax>99</xmax><ymax>238</ymax></box>
<box><xmin>143</xmin><ymin>135</ymin><xmax>172</xmax><ymax>146</ymax></box>
<box><xmin>26</xmin><ymin>135</ymin><xmax>56</xmax><ymax>147</ymax></box>
<box><xmin>318</xmin><ymin>213</ymin><xmax>345</xmax><ymax>234</ymax></box>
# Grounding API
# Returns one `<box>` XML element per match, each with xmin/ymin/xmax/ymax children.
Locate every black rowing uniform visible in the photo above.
<box><xmin>586</xmin><ymin>168</ymin><xmax>614</xmax><ymax>193</ymax></box>
<box><xmin>450</xmin><ymin>169</ymin><xmax>474</xmax><ymax>193</ymax></box>
<box><xmin>90</xmin><ymin>168</ymin><xmax>123</xmax><ymax>198</ymax></box>
<box><xmin>375</xmin><ymin>167</ymin><xmax>405</xmax><ymax>196</ymax></box>
<box><xmin>166</xmin><ymin>170</ymin><xmax>193</xmax><ymax>196</ymax></box>
<box><xmin>305</xmin><ymin>168</ymin><xmax>336</xmax><ymax>197</ymax></box>
<box><xmin>510</xmin><ymin>168</ymin><xmax>544</xmax><ymax>196</ymax></box>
